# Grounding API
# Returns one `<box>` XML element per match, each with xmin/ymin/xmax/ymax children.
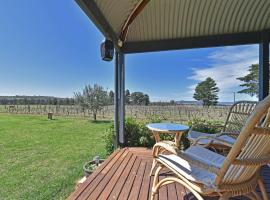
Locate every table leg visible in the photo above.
<box><xmin>174</xmin><ymin>131</ymin><xmax>184</xmax><ymax>148</ymax></box>
<box><xmin>152</xmin><ymin>131</ymin><xmax>160</xmax><ymax>143</ymax></box>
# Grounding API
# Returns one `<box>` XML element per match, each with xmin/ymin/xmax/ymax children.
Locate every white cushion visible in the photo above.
<box><xmin>188</xmin><ymin>131</ymin><xmax>236</xmax><ymax>145</ymax></box>
<box><xmin>218</xmin><ymin>135</ymin><xmax>236</xmax><ymax>144</ymax></box>
<box><xmin>158</xmin><ymin>146</ymin><xmax>225</xmax><ymax>187</ymax></box>
<box><xmin>185</xmin><ymin>145</ymin><xmax>225</xmax><ymax>168</ymax></box>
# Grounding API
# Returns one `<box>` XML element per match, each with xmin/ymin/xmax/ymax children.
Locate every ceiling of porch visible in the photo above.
<box><xmin>76</xmin><ymin>0</ymin><xmax>270</xmax><ymax>53</ymax></box>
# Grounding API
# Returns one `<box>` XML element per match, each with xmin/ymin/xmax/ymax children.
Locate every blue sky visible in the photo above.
<box><xmin>0</xmin><ymin>1</ymin><xmax>259</xmax><ymax>102</ymax></box>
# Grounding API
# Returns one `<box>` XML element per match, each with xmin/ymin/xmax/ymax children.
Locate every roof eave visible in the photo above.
<box><xmin>75</xmin><ymin>0</ymin><xmax>121</xmax><ymax>52</ymax></box>
<box><xmin>122</xmin><ymin>31</ymin><xmax>270</xmax><ymax>54</ymax></box>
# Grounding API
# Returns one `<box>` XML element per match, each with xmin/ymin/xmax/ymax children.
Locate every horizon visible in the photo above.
<box><xmin>0</xmin><ymin>1</ymin><xmax>260</xmax><ymax>102</ymax></box>
<box><xmin>0</xmin><ymin>94</ymin><xmax>251</xmax><ymax>104</ymax></box>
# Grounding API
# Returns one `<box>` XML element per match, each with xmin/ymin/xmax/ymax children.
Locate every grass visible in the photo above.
<box><xmin>0</xmin><ymin>114</ymin><xmax>112</xmax><ymax>199</ymax></box>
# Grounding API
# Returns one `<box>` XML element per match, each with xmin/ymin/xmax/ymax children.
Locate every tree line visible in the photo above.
<box><xmin>0</xmin><ymin>89</ymin><xmax>150</xmax><ymax>107</ymax></box>
<box><xmin>0</xmin><ymin>96</ymin><xmax>75</xmax><ymax>105</ymax></box>
<box><xmin>108</xmin><ymin>90</ymin><xmax>150</xmax><ymax>105</ymax></box>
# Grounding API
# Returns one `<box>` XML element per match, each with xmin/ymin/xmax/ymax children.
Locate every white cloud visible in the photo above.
<box><xmin>188</xmin><ymin>45</ymin><xmax>259</xmax><ymax>102</ymax></box>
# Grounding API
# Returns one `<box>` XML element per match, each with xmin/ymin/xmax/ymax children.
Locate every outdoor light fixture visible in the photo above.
<box><xmin>100</xmin><ymin>39</ymin><xmax>114</xmax><ymax>61</ymax></box>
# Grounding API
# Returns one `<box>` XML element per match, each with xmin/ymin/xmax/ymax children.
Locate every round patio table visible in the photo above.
<box><xmin>146</xmin><ymin>123</ymin><xmax>189</xmax><ymax>176</ymax></box>
<box><xmin>146</xmin><ymin>123</ymin><xmax>189</xmax><ymax>147</ymax></box>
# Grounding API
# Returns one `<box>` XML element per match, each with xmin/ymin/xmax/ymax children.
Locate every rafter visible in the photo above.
<box><xmin>118</xmin><ymin>0</ymin><xmax>150</xmax><ymax>46</ymax></box>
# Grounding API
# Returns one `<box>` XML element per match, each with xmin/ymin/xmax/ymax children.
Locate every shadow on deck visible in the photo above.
<box><xmin>68</xmin><ymin>148</ymin><xmax>270</xmax><ymax>200</ymax></box>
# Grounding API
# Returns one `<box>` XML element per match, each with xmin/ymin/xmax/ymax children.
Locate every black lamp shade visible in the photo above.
<box><xmin>101</xmin><ymin>39</ymin><xmax>114</xmax><ymax>61</ymax></box>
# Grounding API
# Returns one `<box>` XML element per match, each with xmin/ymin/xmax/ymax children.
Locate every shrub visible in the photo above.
<box><xmin>104</xmin><ymin>124</ymin><xmax>115</xmax><ymax>155</ymax></box>
<box><xmin>104</xmin><ymin>117</ymin><xmax>224</xmax><ymax>155</ymax></box>
<box><xmin>104</xmin><ymin>117</ymin><xmax>160</xmax><ymax>155</ymax></box>
<box><xmin>188</xmin><ymin>118</ymin><xmax>223</xmax><ymax>134</ymax></box>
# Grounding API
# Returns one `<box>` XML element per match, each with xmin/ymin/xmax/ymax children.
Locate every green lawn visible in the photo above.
<box><xmin>0</xmin><ymin>114</ymin><xmax>111</xmax><ymax>199</ymax></box>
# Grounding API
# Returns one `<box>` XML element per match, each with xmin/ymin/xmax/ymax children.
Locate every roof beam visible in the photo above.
<box><xmin>75</xmin><ymin>0</ymin><xmax>120</xmax><ymax>51</ymax></box>
<box><xmin>121</xmin><ymin>31</ymin><xmax>270</xmax><ymax>54</ymax></box>
<box><xmin>119</xmin><ymin>0</ymin><xmax>150</xmax><ymax>45</ymax></box>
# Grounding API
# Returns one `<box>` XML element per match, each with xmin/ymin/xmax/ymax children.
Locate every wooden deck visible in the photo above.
<box><xmin>68</xmin><ymin>148</ymin><xmax>270</xmax><ymax>200</ymax></box>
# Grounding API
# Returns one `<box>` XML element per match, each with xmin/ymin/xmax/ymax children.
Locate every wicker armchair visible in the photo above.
<box><xmin>150</xmin><ymin>101</ymin><xmax>257</xmax><ymax>176</ymax></box>
<box><xmin>188</xmin><ymin>101</ymin><xmax>257</xmax><ymax>151</ymax></box>
<box><xmin>151</xmin><ymin>96</ymin><xmax>270</xmax><ymax>200</ymax></box>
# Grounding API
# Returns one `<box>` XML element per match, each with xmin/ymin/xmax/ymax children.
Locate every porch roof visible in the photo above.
<box><xmin>76</xmin><ymin>0</ymin><xmax>270</xmax><ymax>53</ymax></box>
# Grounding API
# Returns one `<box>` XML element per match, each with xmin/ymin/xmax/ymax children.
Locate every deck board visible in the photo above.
<box><xmin>138</xmin><ymin>161</ymin><xmax>152</xmax><ymax>200</ymax></box>
<box><xmin>68</xmin><ymin>148</ymin><xmax>270</xmax><ymax>200</ymax></box>
<box><xmin>68</xmin><ymin>149</ymin><xmax>121</xmax><ymax>200</ymax></box>
<box><xmin>118</xmin><ymin>156</ymin><xmax>142</xmax><ymax>200</ymax></box>
<box><xmin>108</xmin><ymin>155</ymin><xmax>137</xmax><ymax>200</ymax></box>
<box><xmin>88</xmin><ymin>150</ymin><xmax>130</xmax><ymax>200</ymax></box>
<box><xmin>96</xmin><ymin>152</ymin><xmax>133</xmax><ymax>200</ymax></box>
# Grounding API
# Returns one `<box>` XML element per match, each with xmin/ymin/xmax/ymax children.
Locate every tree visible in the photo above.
<box><xmin>130</xmin><ymin>92</ymin><xmax>150</xmax><ymax>105</ymax></box>
<box><xmin>125</xmin><ymin>89</ymin><xmax>131</xmax><ymax>104</ymax></box>
<box><xmin>237</xmin><ymin>64</ymin><xmax>270</xmax><ymax>97</ymax></box>
<box><xmin>193</xmin><ymin>77</ymin><xmax>219</xmax><ymax>106</ymax></box>
<box><xmin>70</xmin><ymin>98</ymin><xmax>75</xmax><ymax>105</ymax></box>
<box><xmin>109</xmin><ymin>90</ymin><xmax>114</xmax><ymax>105</ymax></box>
<box><xmin>65</xmin><ymin>98</ymin><xmax>70</xmax><ymax>105</ymax></box>
<box><xmin>131</xmin><ymin>92</ymin><xmax>143</xmax><ymax>105</ymax></box>
<box><xmin>170</xmin><ymin>100</ymin><xmax>176</xmax><ymax>105</ymax></box>
<box><xmin>48</xmin><ymin>98</ymin><xmax>53</xmax><ymax>105</ymax></box>
<box><xmin>74</xmin><ymin>84</ymin><xmax>109</xmax><ymax>121</ymax></box>
<box><xmin>142</xmin><ymin>94</ymin><xmax>150</xmax><ymax>105</ymax></box>
<box><xmin>53</xmin><ymin>98</ymin><xmax>58</xmax><ymax>105</ymax></box>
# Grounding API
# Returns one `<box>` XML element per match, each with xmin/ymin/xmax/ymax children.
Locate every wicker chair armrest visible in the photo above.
<box><xmin>253</xmin><ymin>127</ymin><xmax>270</xmax><ymax>135</ymax></box>
<box><xmin>233</xmin><ymin>155</ymin><xmax>270</xmax><ymax>166</ymax></box>
<box><xmin>192</xmin><ymin>135</ymin><xmax>234</xmax><ymax>147</ymax></box>
<box><xmin>152</xmin><ymin>142</ymin><xmax>178</xmax><ymax>157</ymax></box>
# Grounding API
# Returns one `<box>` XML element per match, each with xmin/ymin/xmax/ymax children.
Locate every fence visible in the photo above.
<box><xmin>0</xmin><ymin>104</ymin><xmax>230</xmax><ymax>123</ymax></box>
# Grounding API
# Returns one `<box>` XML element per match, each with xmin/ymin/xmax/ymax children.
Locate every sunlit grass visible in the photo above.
<box><xmin>0</xmin><ymin>114</ymin><xmax>111</xmax><ymax>199</ymax></box>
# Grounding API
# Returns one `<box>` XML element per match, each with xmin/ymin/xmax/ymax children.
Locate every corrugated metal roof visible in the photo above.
<box><xmin>77</xmin><ymin>0</ymin><xmax>270</xmax><ymax>52</ymax></box>
<box><xmin>94</xmin><ymin>0</ymin><xmax>140</xmax><ymax>35</ymax></box>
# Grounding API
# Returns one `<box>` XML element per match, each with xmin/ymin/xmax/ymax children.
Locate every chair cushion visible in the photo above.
<box><xmin>188</xmin><ymin>130</ymin><xmax>236</xmax><ymax>145</ymax></box>
<box><xmin>158</xmin><ymin>146</ymin><xmax>225</xmax><ymax>187</ymax></box>
<box><xmin>185</xmin><ymin>145</ymin><xmax>225</xmax><ymax>168</ymax></box>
